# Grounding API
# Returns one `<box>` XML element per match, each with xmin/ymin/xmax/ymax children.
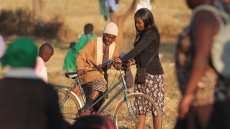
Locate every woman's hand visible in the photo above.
<box><xmin>179</xmin><ymin>94</ymin><xmax>193</xmax><ymax>118</ymax></box>
<box><xmin>127</xmin><ymin>58</ymin><xmax>136</xmax><ymax>66</ymax></box>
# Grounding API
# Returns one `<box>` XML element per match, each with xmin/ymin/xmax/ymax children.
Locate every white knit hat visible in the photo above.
<box><xmin>103</xmin><ymin>22</ymin><xmax>118</xmax><ymax>36</ymax></box>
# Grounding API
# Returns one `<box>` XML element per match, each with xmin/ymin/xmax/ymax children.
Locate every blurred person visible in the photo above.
<box><xmin>0</xmin><ymin>35</ymin><xmax>6</xmax><ymax>68</ymax></box>
<box><xmin>63</xmin><ymin>23</ymin><xmax>96</xmax><ymax>72</ymax></box>
<box><xmin>35</xmin><ymin>42</ymin><xmax>54</xmax><ymax>82</ymax></box>
<box><xmin>175</xmin><ymin>0</ymin><xmax>230</xmax><ymax>129</ymax></box>
<box><xmin>99</xmin><ymin>0</ymin><xmax>119</xmax><ymax>22</ymax></box>
<box><xmin>76</xmin><ymin>22</ymin><xmax>120</xmax><ymax>115</ymax></box>
<box><xmin>0</xmin><ymin>37</ymin><xmax>68</xmax><ymax>129</ymax></box>
<box><xmin>117</xmin><ymin>8</ymin><xmax>164</xmax><ymax>129</ymax></box>
<box><xmin>70</xmin><ymin>114</ymin><xmax>115</xmax><ymax>129</ymax></box>
<box><xmin>0</xmin><ymin>35</ymin><xmax>6</xmax><ymax>77</ymax></box>
<box><xmin>63</xmin><ymin>41</ymin><xmax>78</xmax><ymax>72</ymax></box>
<box><xmin>0</xmin><ymin>35</ymin><xmax>6</xmax><ymax>58</ymax></box>
<box><xmin>135</xmin><ymin>0</ymin><xmax>153</xmax><ymax>12</ymax></box>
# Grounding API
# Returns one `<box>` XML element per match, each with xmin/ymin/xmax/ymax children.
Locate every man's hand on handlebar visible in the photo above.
<box><xmin>112</xmin><ymin>57</ymin><xmax>122</xmax><ymax>70</ymax></box>
<box><xmin>111</xmin><ymin>57</ymin><xmax>136</xmax><ymax>70</ymax></box>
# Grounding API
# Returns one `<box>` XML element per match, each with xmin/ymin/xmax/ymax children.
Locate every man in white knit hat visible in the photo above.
<box><xmin>76</xmin><ymin>22</ymin><xmax>120</xmax><ymax>115</ymax></box>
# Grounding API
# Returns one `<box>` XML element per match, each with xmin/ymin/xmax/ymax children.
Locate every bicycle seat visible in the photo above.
<box><xmin>65</xmin><ymin>72</ymin><xmax>78</xmax><ymax>79</ymax></box>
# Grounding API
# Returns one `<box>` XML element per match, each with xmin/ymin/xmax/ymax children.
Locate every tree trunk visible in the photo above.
<box><xmin>116</xmin><ymin>0</ymin><xmax>138</xmax><ymax>46</ymax></box>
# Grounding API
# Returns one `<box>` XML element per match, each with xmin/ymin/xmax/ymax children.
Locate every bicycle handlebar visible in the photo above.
<box><xmin>65</xmin><ymin>59</ymin><xmax>127</xmax><ymax>79</ymax></box>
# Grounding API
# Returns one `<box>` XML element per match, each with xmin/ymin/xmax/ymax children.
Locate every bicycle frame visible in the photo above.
<box><xmin>53</xmin><ymin>77</ymin><xmax>86</xmax><ymax>109</ymax></box>
<box><xmin>54</xmin><ymin>85</ymin><xmax>76</xmax><ymax>109</ymax></box>
<box><xmin>56</xmin><ymin>60</ymin><xmax>162</xmax><ymax>128</ymax></box>
<box><xmin>89</xmin><ymin>68</ymin><xmax>131</xmax><ymax>114</ymax></box>
<box><xmin>62</xmin><ymin>60</ymin><xmax>138</xmax><ymax>119</ymax></box>
<box><xmin>75</xmin><ymin>77</ymin><xmax>86</xmax><ymax>104</ymax></box>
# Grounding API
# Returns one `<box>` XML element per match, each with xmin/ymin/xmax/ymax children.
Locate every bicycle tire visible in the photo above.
<box><xmin>113</xmin><ymin>93</ymin><xmax>162</xmax><ymax>129</ymax></box>
<box><xmin>56</xmin><ymin>88</ymin><xmax>82</xmax><ymax>124</ymax></box>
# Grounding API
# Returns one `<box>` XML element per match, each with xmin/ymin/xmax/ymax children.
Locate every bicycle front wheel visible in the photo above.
<box><xmin>56</xmin><ymin>88</ymin><xmax>82</xmax><ymax>124</ymax></box>
<box><xmin>113</xmin><ymin>93</ymin><xmax>161</xmax><ymax>129</ymax></box>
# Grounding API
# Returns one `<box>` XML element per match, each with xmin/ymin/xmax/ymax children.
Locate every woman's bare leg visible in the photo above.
<box><xmin>136</xmin><ymin>114</ymin><xmax>146</xmax><ymax>129</ymax></box>
<box><xmin>153</xmin><ymin>114</ymin><xmax>162</xmax><ymax>129</ymax></box>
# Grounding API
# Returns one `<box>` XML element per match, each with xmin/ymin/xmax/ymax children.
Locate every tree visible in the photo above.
<box><xmin>116</xmin><ymin>0</ymin><xmax>137</xmax><ymax>45</ymax></box>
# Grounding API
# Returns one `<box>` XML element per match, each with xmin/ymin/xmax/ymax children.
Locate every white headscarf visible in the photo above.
<box><xmin>103</xmin><ymin>22</ymin><xmax>118</xmax><ymax>36</ymax></box>
<box><xmin>0</xmin><ymin>35</ymin><xmax>6</xmax><ymax>58</ymax></box>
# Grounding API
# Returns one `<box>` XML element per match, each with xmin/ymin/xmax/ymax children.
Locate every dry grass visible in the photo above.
<box><xmin>1</xmin><ymin>0</ymin><xmax>191</xmax><ymax>43</ymax></box>
<box><xmin>0</xmin><ymin>0</ymin><xmax>191</xmax><ymax>128</ymax></box>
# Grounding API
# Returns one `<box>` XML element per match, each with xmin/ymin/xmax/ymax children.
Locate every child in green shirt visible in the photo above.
<box><xmin>63</xmin><ymin>23</ymin><xmax>96</xmax><ymax>72</ymax></box>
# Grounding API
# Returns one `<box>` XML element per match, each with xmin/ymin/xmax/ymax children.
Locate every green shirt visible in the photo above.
<box><xmin>63</xmin><ymin>34</ymin><xmax>96</xmax><ymax>72</ymax></box>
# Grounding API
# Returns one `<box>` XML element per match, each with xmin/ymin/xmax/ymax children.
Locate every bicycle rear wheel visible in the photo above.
<box><xmin>113</xmin><ymin>93</ymin><xmax>161</xmax><ymax>129</ymax></box>
<box><xmin>56</xmin><ymin>88</ymin><xmax>82</xmax><ymax>124</ymax></box>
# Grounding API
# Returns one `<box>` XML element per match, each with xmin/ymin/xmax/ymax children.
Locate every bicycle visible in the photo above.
<box><xmin>54</xmin><ymin>60</ymin><xmax>162</xmax><ymax>129</ymax></box>
<box><xmin>52</xmin><ymin>71</ymin><xmax>87</xmax><ymax>124</ymax></box>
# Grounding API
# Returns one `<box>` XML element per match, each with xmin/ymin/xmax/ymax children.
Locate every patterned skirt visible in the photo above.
<box><xmin>134</xmin><ymin>73</ymin><xmax>165</xmax><ymax>116</ymax></box>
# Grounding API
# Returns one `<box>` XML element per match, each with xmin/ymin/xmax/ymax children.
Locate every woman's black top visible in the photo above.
<box><xmin>121</xmin><ymin>27</ymin><xmax>164</xmax><ymax>75</ymax></box>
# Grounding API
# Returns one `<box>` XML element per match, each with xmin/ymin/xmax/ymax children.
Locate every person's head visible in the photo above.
<box><xmin>134</xmin><ymin>8</ymin><xmax>155</xmax><ymax>32</ymax></box>
<box><xmin>38</xmin><ymin>42</ymin><xmax>54</xmax><ymax>62</ymax></box>
<box><xmin>84</xmin><ymin>23</ymin><xmax>94</xmax><ymax>35</ymax></box>
<box><xmin>1</xmin><ymin>37</ymin><xmax>37</xmax><ymax>68</ymax></box>
<box><xmin>134</xmin><ymin>8</ymin><xmax>160</xmax><ymax>42</ymax></box>
<box><xmin>103</xmin><ymin>22</ymin><xmax>118</xmax><ymax>46</ymax></box>
<box><xmin>71</xmin><ymin>115</ymin><xmax>115</xmax><ymax>129</ymax></box>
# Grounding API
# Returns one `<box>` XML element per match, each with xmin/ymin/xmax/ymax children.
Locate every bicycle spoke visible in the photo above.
<box><xmin>126</xmin><ymin>99</ymin><xmax>138</xmax><ymax>124</ymax></box>
<box><xmin>114</xmin><ymin>93</ymin><xmax>160</xmax><ymax>129</ymax></box>
<box><xmin>56</xmin><ymin>89</ymin><xmax>82</xmax><ymax>124</ymax></box>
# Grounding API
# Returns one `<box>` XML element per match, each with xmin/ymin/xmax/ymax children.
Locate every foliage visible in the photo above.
<box><xmin>0</xmin><ymin>9</ymin><xmax>63</xmax><ymax>40</ymax></box>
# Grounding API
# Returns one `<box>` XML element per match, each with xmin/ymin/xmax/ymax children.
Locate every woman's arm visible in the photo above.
<box><xmin>121</xmin><ymin>30</ymin><xmax>156</xmax><ymax>62</ymax></box>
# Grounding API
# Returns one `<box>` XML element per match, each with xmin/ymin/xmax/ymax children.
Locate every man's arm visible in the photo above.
<box><xmin>76</xmin><ymin>39</ymin><xmax>94</xmax><ymax>70</ymax></box>
<box><xmin>76</xmin><ymin>39</ymin><xmax>95</xmax><ymax>75</ymax></box>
